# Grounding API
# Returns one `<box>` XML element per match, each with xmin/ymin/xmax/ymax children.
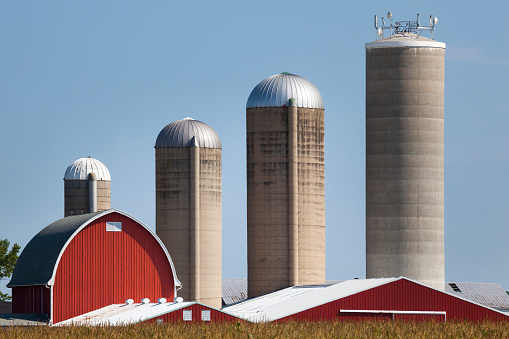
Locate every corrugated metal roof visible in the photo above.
<box><xmin>56</xmin><ymin>301</ymin><xmax>197</xmax><ymax>326</ymax></box>
<box><xmin>445</xmin><ymin>282</ymin><xmax>509</xmax><ymax>310</ymax></box>
<box><xmin>8</xmin><ymin>209</ymin><xmax>181</xmax><ymax>289</ymax></box>
<box><xmin>223</xmin><ymin>278</ymin><xmax>397</xmax><ymax>322</ymax></box>
<box><xmin>222</xmin><ymin>279</ymin><xmax>344</xmax><ymax>306</ymax></box>
<box><xmin>224</xmin><ymin>278</ymin><xmax>509</xmax><ymax>322</ymax></box>
<box><xmin>222</xmin><ymin>279</ymin><xmax>509</xmax><ymax>312</ymax></box>
<box><xmin>0</xmin><ymin>313</ymin><xmax>48</xmax><ymax>327</ymax></box>
<box><xmin>155</xmin><ymin>118</ymin><xmax>221</xmax><ymax>149</ymax></box>
<box><xmin>64</xmin><ymin>157</ymin><xmax>111</xmax><ymax>181</ymax></box>
<box><xmin>222</xmin><ymin>279</ymin><xmax>248</xmax><ymax>306</ymax></box>
<box><xmin>246</xmin><ymin>73</ymin><xmax>324</xmax><ymax>109</ymax></box>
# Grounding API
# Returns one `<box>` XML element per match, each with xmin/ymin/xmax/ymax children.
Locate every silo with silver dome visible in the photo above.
<box><xmin>155</xmin><ymin>117</ymin><xmax>222</xmax><ymax>308</ymax></box>
<box><xmin>63</xmin><ymin>157</ymin><xmax>111</xmax><ymax>217</ymax></box>
<box><xmin>246</xmin><ymin>72</ymin><xmax>325</xmax><ymax>298</ymax></box>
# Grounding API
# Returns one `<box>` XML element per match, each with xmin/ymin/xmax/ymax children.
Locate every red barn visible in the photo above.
<box><xmin>224</xmin><ymin>277</ymin><xmax>509</xmax><ymax>322</ymax></box>
<box><xmin>7</xmin><ymin>209</ymin><xmax>181</xmax><ymax>324</ymax></box>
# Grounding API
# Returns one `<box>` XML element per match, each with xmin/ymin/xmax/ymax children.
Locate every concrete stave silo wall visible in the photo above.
<box><xmin>366</xmin><ymin>40</ymin><xmax>445</xmax><ymax>290</ymax></box>
<box><xmin>156</xmin><ymin>147</ymin><xmax>222</xmax><ymax>308</ymax></box>
<box><xmin>247</xmin><ymin>105</ymin><xmax>325</xmax><ymax>298</ymax></box>
<box><xmin>64</xmin><ymin>180</ymin><xmax>111</xmax><ymax>217</ymax></box>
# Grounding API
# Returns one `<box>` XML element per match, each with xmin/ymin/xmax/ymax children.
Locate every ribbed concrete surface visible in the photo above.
<box><xmin>64</xmin><ymin>180</ymin><xmax>110</xmax><ymax>217</ymax></box>
<box><xmin>247</xmin><ymin>106</ymin><xmax>325</xmax><ymax>298</ymax></box>
<box><xmin>366</xmin><ymin>42</ymin><xmax>445</xmax><ymax>290</ymax></box>
<box><xmin>156</xmin><ymin>148</ymin><xmax>222</xmax><ymax>308</ymax></box>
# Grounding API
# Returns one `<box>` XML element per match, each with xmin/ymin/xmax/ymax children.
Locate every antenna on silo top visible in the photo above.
<box><xmin>374</xmin><ymin>12</ymin><xmax>439</xmax><ymax>40</ymax></box>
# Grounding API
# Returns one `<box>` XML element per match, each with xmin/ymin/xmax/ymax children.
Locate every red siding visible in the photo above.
<box><xmin>393</xmin><ymin>314</ymin><xmax>445</xmax><ymax>322</ymax></box>
<box><xmin>148</xmin><ymin>304</ymin><xmax>239</xmax><ymax>323</ymax></box>
<box><xmin>279</xmin><ymin>279</ymin><xmax>509</xmax><ymax>322</ymax></box>
<box><xmin>52</xmin><ymin>212</ymin><xmax>175</xmax><ymax>323</ymax></box>
<box><xmin>12</xmin><ymin>285</ymin><xmax>50</xmax><ymax>315</ymax></box>
<box><xmin>336</xmin><ymin>312</ymin><xmax>392</xmax><ymax>322</ymax></box>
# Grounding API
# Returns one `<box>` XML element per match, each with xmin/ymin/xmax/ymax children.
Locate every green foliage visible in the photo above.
<box><xmin>0</xmin><ymin>239</ymin><xmax>21</xmax><ymax>301</ymax></box>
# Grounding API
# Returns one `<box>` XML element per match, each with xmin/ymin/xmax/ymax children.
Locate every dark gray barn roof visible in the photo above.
<box><xmin>8</xmin><ymin>212</ymin><xmax>103</xmax><ymax>287</ymax></box>
<box><xmin>8</xmin><ymin>209</ymin><xmax>180</xmax><ymax>288</ymax></box>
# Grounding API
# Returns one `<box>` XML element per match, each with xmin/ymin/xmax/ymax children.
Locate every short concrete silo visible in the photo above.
<box><xmin>155</xmin><ymin>118</ymin><xmax>222</xmax><ymax>308</ymax></box>
<box><xmin>365</xmin><ymin>23</ymin><xmax>446</xmax><ymax>290</ymax></box>
<box><xmin>246</xmin><ymin>72</ymin><xmax>325</xmax><ymax>298</ymax></box>
<box><xmin>64</xmin><ymin>157</ymin><xmax>111</xmax><ymax>217</ymax></box>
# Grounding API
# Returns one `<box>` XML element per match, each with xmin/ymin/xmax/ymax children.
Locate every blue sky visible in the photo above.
<box><xmin>1</xmin><ymin>1</ymin><xmax>508</xmax><ymax>297</ymax></box>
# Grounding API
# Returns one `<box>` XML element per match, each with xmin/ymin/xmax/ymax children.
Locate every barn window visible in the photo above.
<box><xmin>201</xmin><ymin>310</ymin><xmax>211</xmax><ymax>321</ymax></box>
<box><xmin>183</xmin><ymin>310</ymin><xmax>192</xmax><ymax>321</ymax></box>
<box><xmin>106</xmin><ymin>222</ymin><xmax>122</xmax><ymax>232</ymax></box>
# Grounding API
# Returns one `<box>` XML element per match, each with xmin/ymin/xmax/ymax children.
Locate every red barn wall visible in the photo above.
<box><xmin>148</xmin><ymin>304</ymin><xmax>239</xmax><ymax>323</ymax></box>
<box><xmin>11</xmin><ymin>285</ymin><xmax>50</xmax><ymax>315</ymax></box>
<box><xmin>52</xmin><ymin>212</ymin><xmax>175</xmax><ymax>323</ymax></box>
<box><xmin>280</xmin><ymin>279</ymin><xmax>509</xmax><ymax>322</ymax></box>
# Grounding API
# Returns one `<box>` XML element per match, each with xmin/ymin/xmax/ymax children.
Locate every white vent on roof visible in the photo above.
<box><xmin>141</xmin><ymin>298</ymin><xmax>150</xmax><ymax>304</ymax></box>
<box><xmin>175</xmin><ymin>297</ymin><xmax>184</xmax><ymax>303</ymax></box>
<box><xmin>125</xmin><ymin>299</ymin><xmax>134</xmax><ymax>305</ymax></box>
<box><xmin>157</xmin><ymin>298</ymin><xmax>167</xmax><ymax>304</ymax></box>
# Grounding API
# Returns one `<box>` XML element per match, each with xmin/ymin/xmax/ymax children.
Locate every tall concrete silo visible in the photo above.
<box><xmin>365</xmin><ymin>20</ymin><xmax>446</xmax><ymax>290</ymax></box>
<box><xmin>155</xmin><ymin>118</ymin><xmax>222</xmax><ymax>308</ymax></box>
<box><xmin>64</xmin><ymin>157</ymin><xmax>111</xmax><ymax>217</ymax></box>
<box><xmin>246</xmin><ymin>72</ymin><xmax>325</xmax><ymax>298</ymax></box>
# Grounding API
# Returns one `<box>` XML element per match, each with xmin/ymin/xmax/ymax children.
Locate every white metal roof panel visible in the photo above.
<box><xmin>221</xmin><ymin>279</ymin><xmax>344</xmax><ymax>306</ymax></box>
<box><xmin>56</xmin><ymin>301</ymin><xmax>197</xmax><ymax>326</ymax></box>
<box><xmin>64</xmin><ymin>157</ymin><xmax>111</xmax><ymax>181</ymax></box>
<box><xmin>223</xmin><ymin>278</ymin><xmax>397</xmax><ymax>322</ymax></box>
<box><xmin>246</xmin><ymin>73</ymin><xmax>324</xmax><ymax>109</ymax></box>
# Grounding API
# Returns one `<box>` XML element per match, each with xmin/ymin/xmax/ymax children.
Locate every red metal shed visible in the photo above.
<box><xmin>224</xmin><ymin>277</ymin><xmax>509</xmax><ymax>322</ymax></box>
<box><xmin>8</xmin><ymin>209</ymin><xmax>181</xmax><ymax>324</ymax></box>
<box><xmin>57</xmin><ymin>301</ymin><xmax>239</xmax><ymax>325</ymax></box>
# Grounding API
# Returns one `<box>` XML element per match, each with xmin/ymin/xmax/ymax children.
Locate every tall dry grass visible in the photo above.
<box><xmin>2</xmin><ymin>321</ymin><xmax>509</xmax><ymax>338</ymax></box>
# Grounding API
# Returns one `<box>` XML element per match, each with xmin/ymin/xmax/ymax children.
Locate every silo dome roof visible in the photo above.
<box><xmin>246</xmin><ymin>72</ymin><xmax>324</xmax><ymax>109</ymax></box>
<box><xmin>365</xmin><ymin>33</ymin><xmax>446</xmax><ymax>49</ymax></box>
<box><xmin>155</xmin><ymin>118</ymin><xmax>221</xmax><ymax>149</ymax></box>
<box><xmin>64</xmin><ymin>157</ymin><xmax>111</xmax><ymax>181</ymax></box>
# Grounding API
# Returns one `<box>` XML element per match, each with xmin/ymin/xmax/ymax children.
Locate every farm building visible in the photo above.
<box><xmin>223</xmin><ymin>277</ymin><xmax>509</xmax><ymax>322</ymax></box>
<box><xmin>222</xmin><ymin>279</ymin><xmax>509</xmax><ymax>312</ymax></box>
<box><xmin>57</xmin><ymin>300</ymin><xmax>238</xmax><ymax>325</ymax></box>
<box><xmin>7</xmin><ymin>209</ymin><xmax>181</xmax><ymax>325</ymax></box>
<box><xmin>445</xmin><ymin>282</ymin><xmax>509</xmax><ymax>312</ymax></box>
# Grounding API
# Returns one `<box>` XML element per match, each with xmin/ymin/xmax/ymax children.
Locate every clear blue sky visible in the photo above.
<box><xmin>1</xmin><ymin>1</ymin><xmax>508</xmax><ymax>297</ymax></box>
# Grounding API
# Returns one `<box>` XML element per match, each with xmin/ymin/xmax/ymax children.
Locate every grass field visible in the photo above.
<box><xmin>2</xmin><ymin>321</ymin><xmax>509</xmax><ymax>338</ymax></box>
